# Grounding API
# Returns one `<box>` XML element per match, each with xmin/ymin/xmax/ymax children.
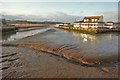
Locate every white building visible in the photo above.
<box><xmin>104</xmin><ymin>22</ymin><xmax>114</xmax><ymax>28</ymax></box>
<box><xmin>73</xmin><ymin>16</ymin><xmax>105</xmax><ymax>28</ymax></box>
<box><xmin>54</xmin><ymin>23</ymin><xmax>69</xmax><ymax>27</ymax></box>
<box><xmin>54</xmin><ymin>24</ymin><xmax>64</xmax><ymax>27</ymax></box>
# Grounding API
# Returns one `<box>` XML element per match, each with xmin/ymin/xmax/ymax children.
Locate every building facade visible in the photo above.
<box><xmin>73</xmin><ymin>16</ymin><xmax>109</xmax><ymax>28</ymax></box>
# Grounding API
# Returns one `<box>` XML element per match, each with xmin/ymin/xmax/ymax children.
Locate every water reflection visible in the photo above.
<box><xmin>72</xmin><ymin>31</ymin><xmax>97</xmax><ymax>43</ymax></box>
<box><xmin>2</xmin><ymin>27</ymin><xmax>50</xmax><ymax>41</ymax></box>
<box><xmin>44</xmin><ymin>29</ymin><xmax>118</xmax><ymax>55</ymax></box>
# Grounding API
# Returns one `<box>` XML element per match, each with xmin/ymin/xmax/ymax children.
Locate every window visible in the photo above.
<box><xmin>85</xmin><ymin>24</ymin><xmax>88</xmax><ymax>26</ymax></box>
<box><xmin>92</xmin><ymin>19</ymin><xmax>94</xmax><ymax>22</ymax></box>
<box><xmin>95</xmin><ymin>19</ymin><xmax>98</xmax><ymax>21</ymax></box>
<box><xmin>92</xmin><ymin>24</ymin><xmax>97</xmax><ymax>26</ymax></box>
<box><xmin>82</xmin><ymin>24</ymin><xmax>84</xmax><ymax>26</ymax></box>
<box><xmin>87</xmin><ymin>19</ymin><xmax>89</xmax><ymax>22</ymax></box>
<box><xmin>84</xmin><ymin>19</ymin><xmax>86</xmax><ymax>22</ymax></box>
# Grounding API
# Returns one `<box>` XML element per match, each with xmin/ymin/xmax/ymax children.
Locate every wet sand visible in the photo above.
<box><xmin>1</xmin><ymin>28</ymin><xmax>119</xmax><ymax>78</ymax></box>
<box><xmin>1</xmin><ymin>46</ymin><xmax>119</xmax><ymax>78</ymax></box>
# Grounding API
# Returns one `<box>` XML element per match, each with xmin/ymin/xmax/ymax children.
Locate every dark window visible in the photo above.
<box><xmin>85</xmin><ymin>24</ymin><xmax>88</xmax><ymax>26</ymax></box>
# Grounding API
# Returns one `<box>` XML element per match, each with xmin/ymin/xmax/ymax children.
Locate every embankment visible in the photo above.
<box><xmin>55</xmin><ymin>27</ymin><xmax>120</xmax><ymax>34</ymax></box>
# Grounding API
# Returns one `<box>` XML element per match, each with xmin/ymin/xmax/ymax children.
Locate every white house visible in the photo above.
<box><xmin>104</xmin><ymin>22</ymin><xmax>114</xmax><ymax>28</ymax></box>
<box><xmin>73</xmin><ymin>16</ymin><xmax>105</xmax><ymax>28</ymax></box>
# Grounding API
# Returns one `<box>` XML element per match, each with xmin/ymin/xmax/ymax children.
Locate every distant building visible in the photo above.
<box><xmin>54</xmin><ymin>24</ymin><xmax>64</xmax><ymax>27</ymax></box>
<box><xmin>73</xmin><ymin>16</ymin><xmax>113</xmax><ymax>28</ymax></box>
<box><xmin>104</xmin><ymin>22</ymin><xmax>114</xmax><ymax>28</ymax></box>
<box><xmin>54</xmin><ymin>23</ymin><xmax>69</xmax><ymax>27</ymax></box>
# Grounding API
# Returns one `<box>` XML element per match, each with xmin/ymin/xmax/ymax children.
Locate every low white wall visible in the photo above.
<box><xmin>104</xmin><ymin>26</ymin><xmax>113</xmax><ymax>28</ymax></box>
<box><xmin>81</xmin><ymin>25</ymin><xmax>88</xmax><ymax>28</ymax></box>
<box><xmin>89</xmin><ymin>26</ymin><xmax>98</xmax><ymax>28</ymax></box>
<box><xmin>73</xmin><ymin>24</ymin><xmax>80</xmax><ymax>28</ymax></box>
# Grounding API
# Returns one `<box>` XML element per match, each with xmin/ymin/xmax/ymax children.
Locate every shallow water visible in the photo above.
<box><xmin>43</xmin><ymin>28</ymin><xmax>119</xmax><ymax>56</ymax></box>
<box><xmin>2</xmin><ymin>27</ymin><xmax>50</xmax><ymax>42</ymax></box>
<box><xmin>2</xmin><ymin>27</ymin><xmax>120</xmax><ymax>66</ymax></box>
<box><xmin>3</xmin><ymin>27</ymin><xmax>119</xmax><ymax>55</ymax></box>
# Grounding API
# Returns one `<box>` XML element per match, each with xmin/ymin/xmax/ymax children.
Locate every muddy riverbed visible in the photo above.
<box><xmin>1</xmin><ymin>27</ymin><xmax>120</xmax><ymax>78</ymax></box>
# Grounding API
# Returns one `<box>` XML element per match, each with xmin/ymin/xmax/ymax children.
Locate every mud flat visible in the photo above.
<box><xmin>3</xmin><ymin>28</ymin><xmax>119</xmax><ymax>66</ymax></box>
<box><xmin>1</xmin><ymin>46</ymin><xmax>119</xmax><ymax>78</ymax></box>
<box><xmin>1</xmin><ymin>28</ymin><xmax>119</xmax><ymax>78</ymax></box>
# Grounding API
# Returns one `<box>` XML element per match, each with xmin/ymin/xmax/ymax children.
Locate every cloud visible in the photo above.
<box><xmin>1</xmin><ymin>12</ymin><xmax>82</xmax><ymax>23</ymax></box>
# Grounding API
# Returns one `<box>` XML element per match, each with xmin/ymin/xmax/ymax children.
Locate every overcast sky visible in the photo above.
<box><xmin>0</xmin><ymin>2</ymin><xmax>119</xmax><ymax>22</ymax></box>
